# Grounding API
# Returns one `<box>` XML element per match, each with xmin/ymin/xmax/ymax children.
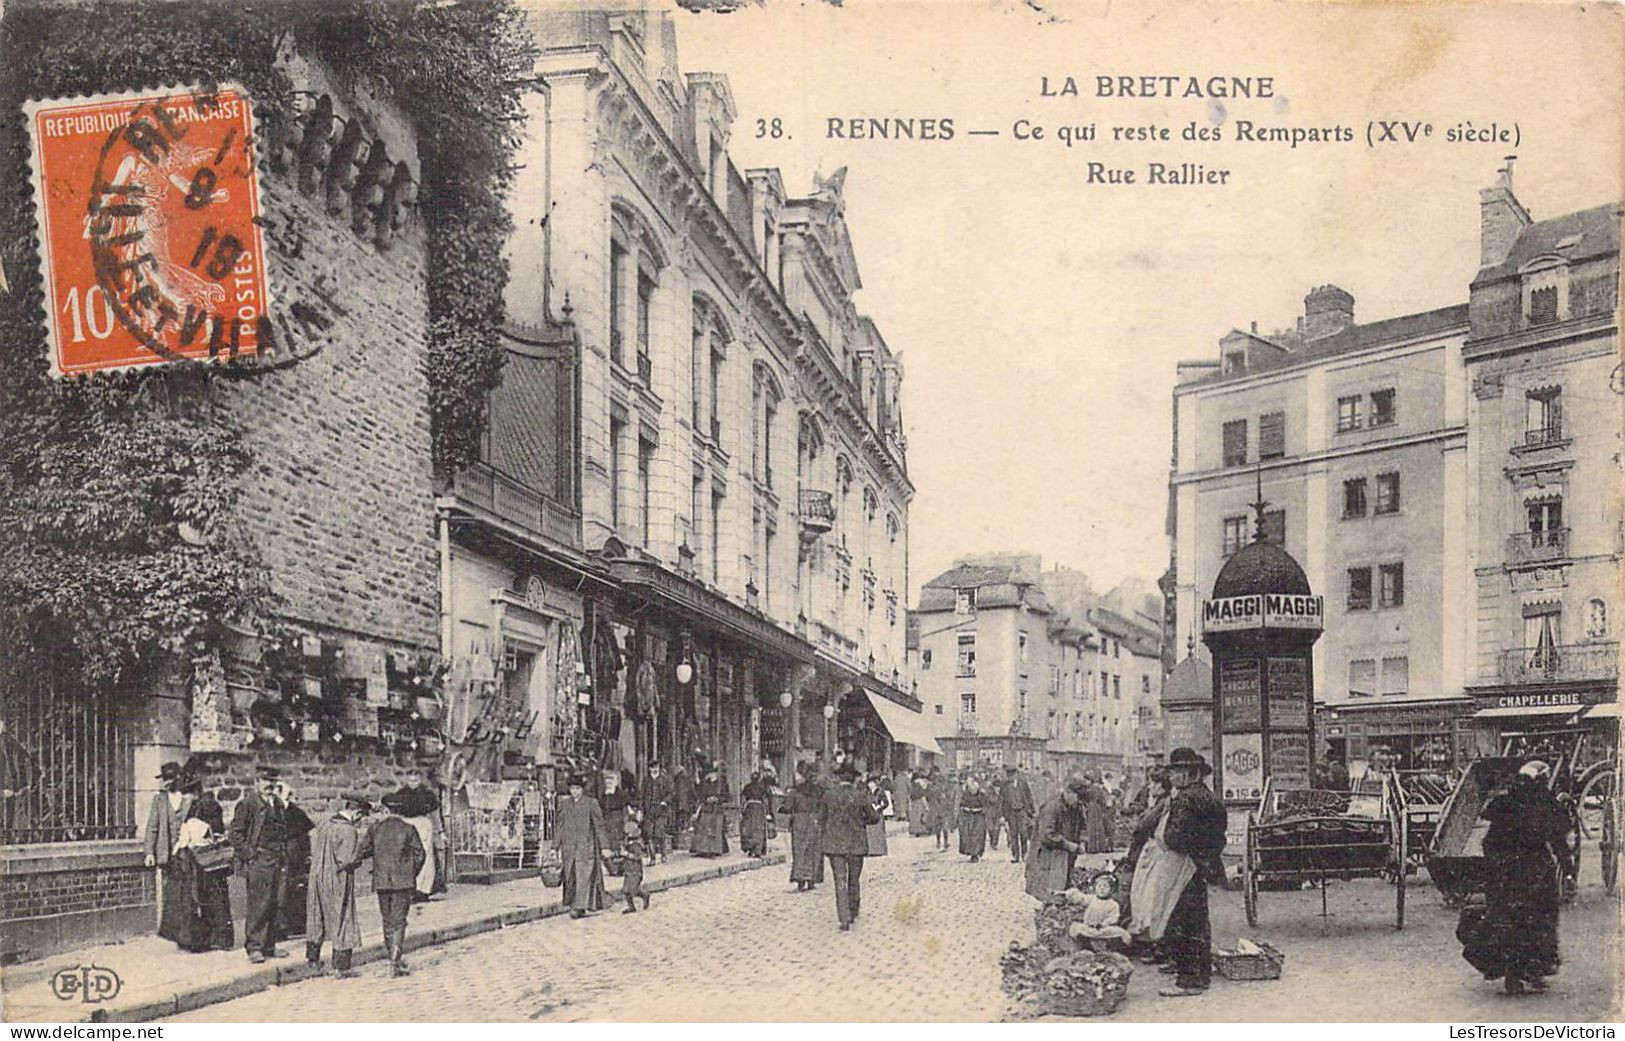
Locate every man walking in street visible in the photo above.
<box><xmin>1157</xmin><ymin>747</ymin><xmax>1227</xmax><ymax>998</ymax></box>
<box><xmin>818</xmin><ymin>760</ymin><xmax>880</xmax><ymax>931</ymax></box>
<box><xmin>554</xmin><ymin>773</ymin><xmax>610</xmax><ymax>919</ymax></box>
<box><xmin>305</xmin><ymin>793</ymin><xmax>369</xmax><ymax>977</ymax></box>
<box><xmin>228</xmin><ymin>764</ymin><xmax>294</xmax><ymax>963</ymax></box>
<box><xmin>1000</xmin><ymin>763</ymin><xmax>1036</xmax><ymax>863</ymax></box>
<box><xmin>345</xmin><ymin>790</ymin><xmax>426</xmax><ymax>977</ymax></box>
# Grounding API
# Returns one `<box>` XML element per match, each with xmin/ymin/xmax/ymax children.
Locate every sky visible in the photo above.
<box><xmin>673</xmin><ymin>0</ymin><xmax>1625</xmax><ymax>602</ymax></box>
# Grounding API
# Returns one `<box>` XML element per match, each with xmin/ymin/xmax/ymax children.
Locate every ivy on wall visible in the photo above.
<box><xmin>0</xmin><ymin>1</ymin><xmax>536</xmax><ymax>692</ymax></box>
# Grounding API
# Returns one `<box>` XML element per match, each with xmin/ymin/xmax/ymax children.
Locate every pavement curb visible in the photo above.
<box><xmin>75</xmin><ymin>851</ymin><xmax>783</xmax><ymax>1024</ymax></box>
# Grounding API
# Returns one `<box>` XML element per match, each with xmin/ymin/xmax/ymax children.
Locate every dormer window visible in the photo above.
<box><xmin>1521</xmin><ymin>260</ymin><xmax>1569</xmax><ymax>326</ymax></box>
<box><xmin>1222</xmin><ymin>349</ymin><xmax>1246</xmax><ymax>375</ymax></box>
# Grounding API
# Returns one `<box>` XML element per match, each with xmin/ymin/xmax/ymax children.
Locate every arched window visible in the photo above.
<box><xmin>690</xmin><ymin>295</ymin><xmax>731</xmax><ymax>441</ymax></box>
<box><xmin>835</xmin><ymin>455</ymin><xmax>854</xmax><ymax>550</ymax></box>
<box><xmin>610</xmin><ymin>203</ymin><xmax>664</xmax><ymax>376</ymax></box>
<box><xmin>753</xmin><ymin>361</ymin><xmax>784</xmax><ymax>490</ymax></box>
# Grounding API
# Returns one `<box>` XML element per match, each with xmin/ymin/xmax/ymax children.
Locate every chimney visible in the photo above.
<box><xmin>1479</xmin><ymin>155</ymin><xmax>1531</xmax><ymax>269</ymax></box>
<box><xmin>1302</xmin><ymin>284</ymin><xmax>1355</xmax><ymax>340</ymax></box>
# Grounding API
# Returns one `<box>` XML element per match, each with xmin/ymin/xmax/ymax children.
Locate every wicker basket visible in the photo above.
<box><xmin>540</xmin><ymin>863</ymin><xmax>563</xmax><ymax>887</ymax></box>
<box><xmin>1214</xmin><ymin>942</ymin><xmax>1285</xmax><ymax>981</ymax></box>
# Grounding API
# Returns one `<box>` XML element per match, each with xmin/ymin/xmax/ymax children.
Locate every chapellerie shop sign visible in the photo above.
<box><xmin>1201</xmin><ymin>594</ymin><xmax>1324</xmax><ymax>633</ymax></box>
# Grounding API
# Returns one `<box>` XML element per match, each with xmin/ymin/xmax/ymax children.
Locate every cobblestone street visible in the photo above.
<box><xmin>174</xmin><ymin>832</ymin><xmax>1621</xmax><ymax>1023</ymax></box>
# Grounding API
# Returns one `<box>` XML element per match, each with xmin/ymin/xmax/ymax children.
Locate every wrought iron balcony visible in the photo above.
<box><xmin>955</xmin><ymin>662</ymin><xmax>976</xmax><ymax>679</ymax></box>
<box><xmin>452</xmin><ymin>461</ymin><xmax>581</xmax><ymax>548</ymax></box>
<box><xmin>1499</xmin><ymin>642</ymin><xmax>1619</xmax><ymax>685</ymax></box>
<box><xmin>1507</xmin><ymin>528</ymin><xmax>1570</xmax><ymax>566</ymax></box>
<box><xmin>1522</xmin><ymin>425</ymin><xmax>1566</xmax><ymax>450</ymax></box>
<box><xmin>798</xmin><ymin>489</ymin><xmax>835</xmax><ymax>535</ymax></box>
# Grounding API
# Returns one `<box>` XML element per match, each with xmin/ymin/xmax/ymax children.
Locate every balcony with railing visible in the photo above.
<box><xmin>1507</xmin><ymin>528</ymin><xmax>1571</xmax><ymax>567</ymax></box>
<box><xmin>799</xmin><ymin>488</ymin><xmax>835</xmax><ymax>537</ymax></box>
<box><xmin>1498</xmin><ymin>641</ymin><xmax>1619</xmax><ymax>686</ymax></box>
<box><xmin>453</xmin><ymin>461</ymin><xmax>581</xmax><ymax>548</ymax></box>
<box><xmin>1520</xmin><ymin>424</ymin><xmax>1568</xmax><ymax>451</ymax></box>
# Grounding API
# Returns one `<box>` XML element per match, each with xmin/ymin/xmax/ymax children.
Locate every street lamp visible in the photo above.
<box><xmin>778</xmin><ymin>691</ymin><xmax>795</xmax><ymax>783</ymax></box>
<box><xmin>823</xmin><ymin>701</ymin><xmax>836</xmax><ymax>765</ymax></box>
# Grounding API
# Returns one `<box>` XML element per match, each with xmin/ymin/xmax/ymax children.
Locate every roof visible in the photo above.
<box><xmin>1474</xmin><ymin>202</ymin><xmax>1622</xmax><ymax>284</ymax></box>
<box><xmin>1088</xmin><ymin>607</ymin><xmax>1161</xmax><ymax>657</ymax></box>
<box><xmin>1185</xmin><ymin>303</ymin><xmax>1468</xmax><ymax>389</ymax></box>
<box><xmin>917</xmin><ymin>562</ymin><xmax>1053</xmax><ymax>615</ymax></box>
<box><xmin>1212</xmin><ymin>537</ymin><xmax>1310</xmax><ymax>599</ymax></box>
<box><xmin>1162</xmin><ymin>651</ymin><xmax>1213</xmax><ymax>704</ymax></box>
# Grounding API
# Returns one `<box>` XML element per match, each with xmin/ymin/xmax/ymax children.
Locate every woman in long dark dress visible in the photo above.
<box><xmin>864</xmin><ymin>776</ymin><xmax>889</xmax><ymax>857</ymax></box>
<box><xmin>958</xmin><ymin>777</ymin><xmax>989</xmax><ymax>861</ymax></box>
<box><xmin>691</xmin><ymin>764</ymin><xmax>730</xmax><ymax>857</ymax></box>
<box><xmin>739</xmin><ymin>772</ymin><xmax>772</xmax><ymax>858</ymax></box>
<box><xmin>158</xmin><ymin>795</ymin><xmax>234</xmax><ymax>952</ymax></box>
<box><xmin>786</xmin><ymin>766</ymin><xmax>825</xmax><ymax>890</ymax></box>
<box><xmin>1466</xmin><ymin>760</ymin><xmax>1575</xmax><ymax>994</ymax></box>
<box><xmin>1082</xmin><ymin>773</ymin><xmax>1113</xmax><ymax>854</ymax></box>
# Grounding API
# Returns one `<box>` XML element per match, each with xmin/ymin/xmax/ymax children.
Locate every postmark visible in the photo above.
<box><xmin>24</xmin><ymin>86</ymin><xmax>270</xmax><ymax>376</ymax></box>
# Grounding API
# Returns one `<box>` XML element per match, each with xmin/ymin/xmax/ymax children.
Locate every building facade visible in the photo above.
<box><xmin>1461</xmin><ymin>164</ymin><xmax>1620</xmax><ymax>747</ymax></box>
<box><xmin>469</xmin><ymin>9</ymin><xmax>923</xmax><ymax>799</ymax></box>
<box><xmin>1169</xmin><ymin>286</ymin><xmax>1477</xmax><ymax>773</ymax></box>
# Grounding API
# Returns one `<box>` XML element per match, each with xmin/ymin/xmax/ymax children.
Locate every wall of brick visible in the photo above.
<box><xmin>190</xmin><ymin>746</ymin><xmax>433</xmax><ymax>827</ymax></box>
<box><xmin>0</xmin><ymin>865</ymin><xmax>152</xmax><ymax>922</ymax></box>
<box><xmin>214</xmin><ymin>104</ymin><xmax>438</xmax><ymax>652</ymax></box>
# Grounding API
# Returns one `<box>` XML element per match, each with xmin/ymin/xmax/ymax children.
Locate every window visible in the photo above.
<box><xmin>1374</xmin><ymin>472</ymin><xmax>1400</xmax><ymax>515</ymax></box>
<box><xmin>1526</xmin><ymin>388</ymin><xmax>1563</xmax><ymax>445</ymax></box>
<box><xmin>960</xmin><ymin>692</ymin><xmax>976</xmax><ymax>716</ymax></box>
<box><xmin>708</xmin><ymin>346</ymin><xmax>723</xmax><ymax>440</ymax></box>
<box><xmin>1222</xmin><ymin>419</ymin><xmax>1248</xmax><ymax>466</ymax></box>
<box><xmin>1113</xmin><ymin>640</ymin><xmax>1121</xmax><ymax>659</ymax></box>
<box><xmin>1347</xmin><ymin>567</ymin><xmax>1372</xmax><ymax>611</ymax></box>
<box><xmin>691</xmin><ymin>317</ymin><xmax>705</xmax><ymax>427</ymax></box>
<box><xmin>921</xmin><ymin>649</ymin><xmax>933</xmax><ymax>671</ymax></box>
<box><xmin>1370</xmin><ymin>388</ymin><xmax>1396</xmax><ymax>427</ymax></box>
<box><xmin>690</xmin><ymin>474</ymin><xmax>705</xmax><ymax>573</ymax></box>
<box><xmin>637</xmin><ymin>437</ymin><xmax>654</xmax><ymax>547</ymax></box>
<box><xmin>1528</xmin><ymin>284</ymin><xmax>1558</xmax><ymax>325</ymax></box>
<box><xmin>1100</xmin><ymin>670</ymin><xmax>1108</xmax><ymax>696</ymax></box>
<box><xmin>1142</xmin><ymin>675</ymin><xmax>1151</xmax><ymax>694</ymax></box>
<box><xmin>1528</xmin><ymin>499</ymin><xmax>1564</xmax><ymax>547</ymax></box>
<box><xmin>1259</xmin><ymin>411</ymin><xmax>1285</xmax><ymax>460</ymax></box>
<box><xmin>763</xmin><ymin>399</ymin><xmax>776</xmax><ymax>488</ymax></box>
<box><xmin>954</xmin><ymin>588</ymin><xmax>977</xmax><ymax>615</ymax></box>
<box><xmin>1586</xmin><ymin>599</ymin><xmax>1608</xmax><ymax>639</ymax></box>
<box><xmin>710</xmin><ymin>489</ymin><xmax>723</xmax><ymax>584</ymax></box>
<box><xmin>763</xmin><ymin>528</ymin><xmax>774</xmax><ymax>613</ymax></box>
<box><xmin>934</xmin><ymin>703</ymin><xmax>943</xmax><ymax>715</ymax></box>
<box><xmin>956</xmin><ymin>633</ymin><xmax>977</xmax><ymax>677</ymax></box>
<box><xmin>1262</xmin><ymin>508</ymin><xmax>1286</xmax><ymax>546</ymax></box>
<box><xmin>609</xmin><ymin>417</ymin><xmax>626</xmax><ymax>534</ymax></box>
<box><xmin>1336</xmin><ymin>394</ymin><xmax>1362</xmax><ymax>432</ymax></box>
<box><xmin>609</xmin><ymin>240</ymin><xmax>627</xmax><ymax>364</ymax></box>
<box><xmin>1113</xmin><ymin>676</ymin><xmax>1121</xmax><ymax>699</ymax></box>
<box><xmin>1525</xmin><ymin>611</ymin><xmax>1562</xmax><ymax>670</ymax></box>
<box><xmin>1379</xmin><ymin>563</ymin><xmax>1405</xmax><ymax>608</ymax></box>
<box><xmin>1349</xmin><ymin>658</ymin><xmax>1376</xmax><ymax>698</ymax></box>
<box><xmin>1343</xmin><ymin>478</ymin><xmax>1368</xmax><ymax>518</ymax></box>
<box><xmin>635</xmin><ymin>270</ymin><xmax>654</xmax><ymax>377</ymax></box>
<box><xmin>1018</xmin><ymin>690</ymin><xmax>1028</xmax><ymax>715</ymax></box>
<box><xmin>1018</xmin><ymin>630</ymin><xmax>1029</xmax><ymax>675</ymax></box>
<box><xmin>1222</xmin><ymin>515</ymin><xmax>1248</xmax><ymax>557</ymax></box>
<box><xmin>1380</xmin><ymin>656</ymin><xmax>1409</xmax><ymax>696</ymax></box>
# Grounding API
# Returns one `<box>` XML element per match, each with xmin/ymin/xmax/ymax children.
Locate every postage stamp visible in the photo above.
<box><xmin>24</xmin><ymin>86</ymin><xmax>269</xmax><ymax>376</ymax></box>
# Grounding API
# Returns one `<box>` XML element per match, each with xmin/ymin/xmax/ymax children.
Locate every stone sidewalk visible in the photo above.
<box><xmin>1</xmin><ymin>845</ymin><xmax>788</xmax><ymax>1023</ymax></box>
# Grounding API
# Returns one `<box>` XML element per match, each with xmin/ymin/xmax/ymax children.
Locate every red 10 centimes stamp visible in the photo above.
<box><xmin>24</xmin><ymin>86</ymin><xmax>270</xmax><ymax>376</ymax></box>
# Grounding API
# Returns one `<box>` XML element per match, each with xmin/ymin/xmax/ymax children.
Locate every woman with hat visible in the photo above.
<box><xmin>739</xmin><ymin>770</ymin><xmax>773</xmax><ymax>859</ymax></box>
<box><xmin>691</xmin><ymin>762</ymin><xmax>729</xmax><ymax>858</ymax></box>
<box><xmin>1154</xmin><ymin>747</ymin><xmax>1227</xmax><ymax>998</ymax></box>
<box><xmin>553</xmin><ymin>773</ymin><xmax>610</xmax><ymax>919</ymax></box>
<box><xmin>158</xmin><ymin>771</ymin><xmax>234</xmax><ymax>953</ymax></box>
<box><xmin>1465</xmin><ymin>759</ymin><xmax>1575</xmax><ymax>994</ymax></box>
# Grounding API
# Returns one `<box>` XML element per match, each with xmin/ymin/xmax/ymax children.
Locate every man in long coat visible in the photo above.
<box><xmin>305</xmin><ymin>794</ymin><xmax>369</xmax><ymax>977</ymax></box>
<box><xmin>786</xmin><ymin>764</ymin><xmax>825</xmax><ymax>890</ymax></box>
<box><xmin>228</xmin><ymin>765</ymin><xmax>294</xmax><ymax>963</ymax></box>
<box><xmin>1025</xmin><ymin>779</ymin><xmax>1086</xmax><ymax>900</ymax></box>
<box><xmin>389</xmin><ymin>768</ymin><xmax>440</xmax><ymax>901</ymax></box>
<box><xmin>818</xmin><ymin>760</ymin><xmax>880</xmax><ymax>930</ymax></box>
<box><xmin>926</xmin><ymin>767</ymin><xmax>953</xmax><ymax>850</ymax></box>
<box><xmin>554</xmin><ymin>773</ymin><xmax>610</xmax><ymax>918</ymax></box>
<box><xmin>1000</xmin><ymin>764</ymin><xmax>1037</xmax><ymax>862</ymax></box>
<box><xmin>1158</xmin><ymin>748</ymin><xmax>1227</xmax><ymax>997</ymax></box>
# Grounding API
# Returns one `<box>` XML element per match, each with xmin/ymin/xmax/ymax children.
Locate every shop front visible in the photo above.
<box><xmin>1319</xmin><ymin>698</ymin><xmax>1480</xmax><ymax>774</ymax></box>
<box><xmin>839</xmin><ymin>679</ymin><xmax>938</xmax><ymax>776</ymax></box>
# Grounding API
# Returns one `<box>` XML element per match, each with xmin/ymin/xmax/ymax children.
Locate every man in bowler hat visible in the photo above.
<box><xmin>818</xmin><ymin>760</ymin><xmax>881</xmax><ymax>931</ymax></box>
<box><xmin>228</xmin><ymin>764</ymin><xmax>294</xmax><ymax>962</ymax></box>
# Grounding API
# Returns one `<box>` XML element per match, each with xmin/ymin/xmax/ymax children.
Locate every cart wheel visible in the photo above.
<box><xmin>1602</xmin><ymin>795</ymin><xmax>1619</xmax><ymax>896</ymax></box>
<box><xmin>1243</xmin><ymin>813</ymin><xmax>1259</xmax><ymax>928</ymax></box>
<box><xmin>1395</xmin><ymin>817</ymin><xmax>1408</xmax><ymax>929</ymax></box>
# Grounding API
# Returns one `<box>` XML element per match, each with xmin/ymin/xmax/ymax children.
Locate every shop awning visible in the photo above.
<box><xmin>1472</xmin><ymin>704</ymin><xmax>1582</xmax><ymax>719</ymax></box>
<box><xmin>862</xmin><ymin>688</ymin><xmax>942</xmax><ymax>755</ymax></box>
<box><xmin>1584</xmin><ymin>703</ymin><xmax>1621</xmax><ymax>720</ymax></box>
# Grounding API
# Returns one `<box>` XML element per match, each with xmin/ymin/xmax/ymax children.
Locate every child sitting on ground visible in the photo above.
<box><xmin>1065</xmin><ymin>872</ymin><xmax>1132</xmax><ymax>952</ymax></box>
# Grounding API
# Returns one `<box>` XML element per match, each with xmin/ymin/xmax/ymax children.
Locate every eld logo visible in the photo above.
<box><xmin>50</xmin><ymin>964</ymin><xmax>122</xmax><ymax>1003</ymax></box>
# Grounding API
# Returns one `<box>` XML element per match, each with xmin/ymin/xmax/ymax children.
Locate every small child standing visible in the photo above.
<box><xmin>621</xmin><ymin>809</ymin><xmax>652</xmax><ymax>914</ymax></box>
<box><xmin>1066</xmin><ymin>872</ymin><xmax>1132</xmax><ymax>952</ymax></box>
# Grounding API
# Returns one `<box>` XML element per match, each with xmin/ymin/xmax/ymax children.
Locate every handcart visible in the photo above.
<box><xmin>1241</xmin><ymin>775</ymin><xmax>1408</xmax><ymax>929</ymax></box>
<box><xmin>1429</xmin><ymin>729</ymin><xmax>1585</xmax><ymax>906</ymax></box>
<box><xmin>1393</xmin><ymin>769</ymin><xmax>1453</xmax><ymax>876</ymax></box>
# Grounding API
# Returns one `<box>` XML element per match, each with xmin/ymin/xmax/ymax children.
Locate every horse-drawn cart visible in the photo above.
<box><xmin>1241</xmin><ymin>777</ymin><xmax>1408</xmax><ymax>929</ymax></box>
